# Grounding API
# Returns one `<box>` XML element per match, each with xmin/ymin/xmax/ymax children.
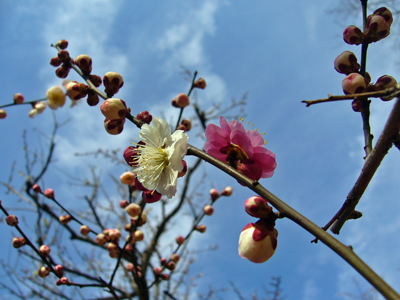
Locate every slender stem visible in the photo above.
<box><xmin>186</xmin><ymin>146</ymin><xmax>400</xmax><ymax>300</ymax></box>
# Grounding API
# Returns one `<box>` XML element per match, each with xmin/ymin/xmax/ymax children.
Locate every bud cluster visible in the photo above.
<box><xmin>101</xmin><ymin>98</ymin><xmax>131</xmax><ymax>135</ymax></box>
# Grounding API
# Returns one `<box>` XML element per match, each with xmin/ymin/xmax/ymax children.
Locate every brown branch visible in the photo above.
<box><xmin>329</xmin><ymin>97</ymin><xmax>400</xmax><ymax>234</ymax></box>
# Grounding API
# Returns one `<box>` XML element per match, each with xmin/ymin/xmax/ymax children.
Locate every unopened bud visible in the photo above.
<box><xmin>334</xmin><ymin>51</ymin><xmax>360</xmax><ymax>75</ymax></box>
<box><xmin>134</xmin><ymin>230</ymin><xmax>144</xmax><ymax>242</ymax></box>
<box><xmin>160</xmin><ymin>257</ymin><xmax>167</xmax><ymax>266</ymax></box>
<box><xmin>13</xmin><ymin>93</ymin><xmax>25</xmax><ymax>104</ymax></box>
<box><xmin>66</xmin><ymin>81</ymin><xmax>89</xmax><ymax>101</ymax></box>
<box><xmin>342</xmin><ymin>73</ymin><xmax>367</xmax><ymax>95</ymax></box>
<box><xmin>136</xmin><ymin>111</ymin><xmax>153</xmax><ymax>124</ymax></box>
<box><xmin>103</xmin><ymin>72</ymin><xmax>124</xmax><ymax>97</ymax></box>
<box><xmin>59</xmin><ymin>215</ymin><xmax>72</xmax><ymax>225</ymax></box>
<box><xmin>80</xmin><ymin>225</ymin><xmax>91</xmax><ymax>236</ymax></box>
<box><xmin>38</xmin><ymin>266</ymin><xmax>50</xmax><ymax>278</ymax></box>
<box><xmin>58</xmin><ymin>50</ymin><xmax>70</xmax><ymax>63</ymax></box>
<box><xmin>39</xmin><ymin>245</ymin><xmax>51</xmax><ymax>257</ymax></box>
<box><xmin>171</xmin><ymin>253</ymin><xmax>180</xmax><ymax>263</ymax></box>
<box><xmin>373</xmin><ymin>7</ymin><xmax>393</xmax><ymax>26</ymax></box>
<box><xmin>193</xmin><ymin>78</ymin><xmax>206</xmax><ymax>89</ymax></box>
<box><xmin>44</xmin><ymin>188</ymin><xmax>54</xmax><ymax>199</ymax></box>
<box><xmin>6</xmin><ymin>215</ymin><xmax>18</xmax><ymax>226</ymax></box>
<box><xmin>176</xmin><ymin>235</ymin><xmax>185</xmax><ymax>245</ymax></box>
<box><xmin>88</xmin><ymin>74</ymin><xmax>102</xmax><ymax>87</ymax></box>
<box><xmin>125</xmin><ymin>203</ymin><xmax>141</xmax><ymax>218</ymax></box>
<box><xmin>173</xmin><ymin>93</ymin><xmax>190</xmax><ymax>108</ymax></box>
<box><xmin>221</xmin><ymin>186</ymin><xmax>233</xmax><ymax>196</ymax></box>
<box><xmin>120</xmin><ymin>171</ymin><xmax>136</xmax><ymax>185</ymax></box>
<box><xmin>55</xmin><ymin>265</ymin><xmax>64</xmax><ymax>276</ymax></box>
<box><xmin>56</xmin><ymin>39</ymin><xmax>68</xmax><ymax>50</ymax></box>
<box><xmin>343</xmin><ymin>25</ymin><xmax>364</xmax><ymax>45</ymax></box>
<box><xmin>104</xmin><ymin>118</ymin><xmax>125</xmax><ymax>135</ymax></box>
<box><xmin>75</xmin><ymin>54</ymin><xmax>92</xmax><ymax>74</ymax></box>
<box><xmin>195</xmin><ymin>225</ymin><xmax>206</xmax><ymax>233</ymax></box>
<box><xmin>153</xmin><ymin>267</ymin><xmax>162</xmax><ymax>275</ymax></box>
<box><xmin>0</xmin><ymin>109</ymin><xmax>6</xmax><ymax>119</ymax></box>
<box><xmin>100</xmin><ymin>98</ymin><xmax>129</xmax><ymax>120</ymax></box>
<box><xmin>12</xmin><ymin>237</ymin><xmax>26</xmax><ymax>248</ymax></box>
<box><xmin>365</xmin><ymin>14</ymin><xmax>390</xmax><ymax>43</ymax></box>
<box><xmin>32</xmin><ymin>184</ymin><xmax>42</xmax><ymax>193</ymax></box>
<box><xmin>131</xmin><ymin>211</ymin><xmax>147</xmax><ymax>226</ymax></box>
<box><xmin>244</xmin><ymin>196</ymin><xmax>273</xmax><ymax>219</ymax></box>
<box><xmin>109</xmin><ymin>229</ymin><xmax>121</xmax><ymax>240</ymax></box>
<box><xmin>160</xmin><ymin>274</ymin><xmax>170</xmax><ymax>281</ymax></box>
<box><xmin>181</xmin><ymin>119</ymin><xmax>192</xmax><ymax>131</ymax></box>
<box><xmin>167</xmin><ymin>261</ymin><xmax>176</xmax><ymax>270</ymax></box>
<box><xmin>203</xmin><ymin>205</ymin><xmax>214</xmax><ymax>216</ymax></box>
<box><xmin>119</xmin><ymin>200</ymin><xmax>129</xmax><ymax>208</ymax></box>
<box><xmin>55</xmin><ymin>64</ymin><xmax>70</xmax><ymax>78</ymax></box>
<box><xmin>86</xmin><ymin>91</ymin><xmax>100</xmax><ymax>106</ymax></box>
<box><xmin>50</xmin><ymin>56</ymin><xmax>62</xmax><ymax>67</ymax></box>
<box><xmin>96</xmin><ymin>233</ymin><xmax>109</xmax><ymax>245</ymax></box>
<box><xmin>126</xmin><ymin>263</ymin><xmax>134</xmax><ymax>271</ymax></box>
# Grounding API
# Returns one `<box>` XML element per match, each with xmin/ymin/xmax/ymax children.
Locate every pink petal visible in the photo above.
<box><xmin>230</xmin><ymin>129</ymin><xmax>254</xmax><ymax>157</ymax></box>
<box><xmin>246</xmin><ymin>129</ymin><xmax>265</xmax><ymax>147</ymax></box>
<box><xmin>205</xmin><ymin>123</ymin><xmax>229</xmax><ymax>149</ymax></box>
<box><xmin>252</xmin><ymin>148</ymin><xmax>277</xmax><ymax>178</ymax></box>
<box><xmin>206</xmin><ymin>148</ymin><xmax>228</xmax><ymax>162</ymax></box>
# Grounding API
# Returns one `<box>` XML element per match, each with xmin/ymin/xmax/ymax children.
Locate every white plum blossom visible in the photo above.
<box><xmin>133</xmin><ymin>117</ymin><xmax>188</xmax><ymax>198</ymax></box>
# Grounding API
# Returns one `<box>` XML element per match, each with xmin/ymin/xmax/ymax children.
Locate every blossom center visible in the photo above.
<box><xmin>220</xmin><ymin>143</ymin><xmax>249</xmax><ymax>167</ymax></box>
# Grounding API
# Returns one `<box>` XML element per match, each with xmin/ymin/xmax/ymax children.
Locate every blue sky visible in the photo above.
<box><xmin>1</xmin><ymin>1</ymin><xmax>400</xmax><ymax>299</ymax></box>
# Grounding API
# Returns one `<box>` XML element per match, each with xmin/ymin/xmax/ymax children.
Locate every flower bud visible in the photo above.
<box><xmin>80</xmin><ymin>225</ymin><xmax>91</xmax><ymax>236</ymax></box>
<box><xmin>0</xmin><ymin>109</ymin><xmax>6</xmax><ymax>119</ymax></box>
<box><xmin>203</xmin><ymin>205</ymin><xmax>214</xmax><ymax>216</ymax></box>
<box><xmin>352</xmin><ymin>99</ymin><xmax>362</xmax><ymax>112</ymax></box>
<box><xmin>125</xmin><ymin>203</ymin><xmax>141</xmax><ymax>218</ymax></box>
<box><xmin>96</xmin><ymin>233</ymin><xmax>109</xmax><ymax>245</ymax></box>
<box><xmin>167</xmin><ymin>261</ymin><xmax>176</xmax><ymax>271</ymax></box>
<box><xmin>6</xmin><ymin>215</ymin><xmax>18</xmax><ymax>226</ymax></box>
<box><xmin>221</xmin><ymin>186</ymin><xmax>233</xmax><ymax>196</ymax></box>
<box><xmin>124</xmin><ymin>223</ymin><xmax>132</xmax><ymax>232</ymax></box>
<box><xmin>172</xmin><ymin>93</ymin><xmax>190</xmax><ymax>108</ymax></box>
<box><xmin>50</xmin><ymin>56</ymin><xmax>62</xmax><ymax>67</ymax></box>
<box><xmin>109</xmin><ymin>229</ymin><xmax>121</xmax><ymax>241</ymax></box>
<box><xmin>126</xmin><ymin>263</ymin><xmax>134</xmax><ymax>271</ymax></box>
<box><xmin>343</xmin><ymin>25</ymin><xmax>364</xmax><ymax>45</ymax></box>
<box><xmin>39</xmin><ymin>245</ymin><xmax>51</xmax><ymax>257</ymax></box>
<box><xmin>244</xmin><ymin>196</ymin><xmax>273</xmax><ymax>219</ymax></box>
<box><xmin>58</xmin><ymin>50</ymin><xmax>70</xmax><ymax>63</ymax></box>
<box><xmin>120</xmin><ymin>171</ymin><xmax>136</xmax><ymax>185</ymax></box>
<box><xmin>177</xmin><ymin>160</ymin><xmax>187</xmax><ymax>178</ymax></box>
<box><xmin>153</xmin><ymin>267</ymin><xmax>162</xmax><ymax>275</ymax></box>
<box><xmin>373</xmin><ymin>7</ymin><xmax>393</xmax><ymax>26</ymax></box>
<box><xmin>86</xmin><ymin>90</ymin><xmax>99</xmax><ymax>106</ymax></box>
<box><xmin>334</xmin><ymin>51</ymin><xmax>360</xmax><ymax>75</ymax></box>
<box><xmin>134</xmin><ymin>230</ymin><xmax>144</xmax><ymax>241</ymax></box>
<box><xmin>55</xmin><ymin>64</ymin><xmax>70</xmax><ymax>78</ymax></box>
<box><xmin>34</xmin><ymin>101</ymin><xmax>47</xmax><ymax>113</ymax></box>
<box><xmin>103</xmin><ymin>72</ymin><xmax>124</xmax><ymax>97</ymax></box>
<box><xmin>107</xmin><ymin>242</ymin><xmax>118</xmax><ymax>252</ymax></box>
<box><xmin>209</xmin><ymin>188</ymin><xmax>220</xmax><ymax>201</ymax></box>
<box><xmin>136</xmin><ymin>111</ymin><xmax>153</xmax><ymax>124</ymax></box>
<box><xmin>59</xmin><ymin>215</ymin><xmax>72</xmax><ymax>225</ymax></box>
<box><xmin>176</xmin><ymin>235</ymin><xmax>185</xmax><ymax>245</ymax></box>
<box><xmin>171</xmin><ymin>253</ymin><xmax>180</xmax><ymax>263</ymax></box>
<box><xmin>66</xmin><ymin>81</ymin><xmax>89</xmax><ymax>101</ymax></box>
<box><xmin>365</xmin><ymin>14</ymin><xmax>390</xmax><ymax>43</ymax></box>
<box><xmin>160</xmin><ymin>258</ymin><xmax>167</xmax><ymax>266</ymax></box>
<box><xmin>56</xmin><ymin>39</ymin><xmax>68</xmax><ymax>50</ymax></box>
<box><xmin>55</xmin><ymin>265</ymin><xmax>64</xmax><ymax>276</ymax></box>
<box><xmin>46</xmin><ymin>86</ymin><xmax>66</xmax><ymax>109</ymax></box>
<box><xmin>100</xmin><ymin>98</ymin><xmax>129</xmax><ymax>120</ymax></box>
<box><xmin>193</xmin><ymin>78</ymin><xmax>206</xmax><ymax>89</ymax></box>
<box><xmin>181</xmin><ymin>119</ymin><xmax>192</xmax><ymax>131</ymax></box>
<box><xmin>12</xmin><ymin>237</ymin><xmax>26</xmax><ymax>248</ymax></box>
<box><xmin>44</xmin><ymin>188</ymin><xmax>54</xmax><ymax>199</ymax></box>
<box><xmin>238</xmin><ymin>219</ymin><xmax>278</xmax><ymax>263</ymax></box>
<box><xmin>104</xmin><ymin>118</ymin><xmax>125</xmax><ymax>135</ymax></box>
<box><xmin>32</xmin><ymin>184</ymin><xmax>42</xmax><ymax>193</ymax></box>
<box><xmin>57</xmin><ymin>277</ymin><xmax>69</xmax><ymax>285</ymax></box>
<box><xmin>13</xmin><ymin>93</ymin><xmax>25</xmax><ymax>104</ymax></box>
<box><xmin>195</xmin><ymin>225</ymin><xmax>206</xmax><ymax>233</ymax></box>
<box><xmin>38</xmin><ymin>266</ymin><xmax>50</xmax><ymax>278</ymax></box>
<box><xmin>342</xmin><ymin>73</ymin><xmax>367</xmax><ymax>95</ymax></box>
<box><xmin>75</xmin><ymin>54</ymin><xmax>92</xmax><ymax>74</ymax></box>
<box><xmin>374</xmin><ymin>75</ymin><xmax>398</xmax><ymax>101</ymax></box>
<box><xmin>131</xmin><ymin>211</ymin><xmax>147</xmax><ymax>226</ymax></box>
<box><xmin>89</xmin><ymin>74</ymin><xmax>102</xmax><ymax>87</ymax></box>
<box><xmin>120</xmin><ymin>200</ymin><xmax>129</xmax><ymax>208</ymax></box>
<box><xmin>143</xmin><ymin>190</ymin><xmax>162</xmax><ymax>203</ymax></box>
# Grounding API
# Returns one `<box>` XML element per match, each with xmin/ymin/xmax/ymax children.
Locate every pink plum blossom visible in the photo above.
<box><xmin>205</xmin><ymin>117</ymin><xmax>276</xmax><ymax>181</ymax></box>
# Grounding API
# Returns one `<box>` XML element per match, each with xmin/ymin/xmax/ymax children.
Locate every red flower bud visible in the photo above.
<box><xmin>32</xmin><ymin>184</ymin><xmax>42</xmax><ymax>193</ymax></box>
<box><xmin>343</xmin><ymin>25</ymin><xmax>364</xmax><ymax>45</ymax></box>
<box><xmin>244</xmin><ymin>196</ymin><xmax>273</xmax><ymax>219</ymax></box>
<box><xmin>56</xmin><ymin>39</ymin><xmax>69</xmax><ymax>50</ymax></box>
<box><xmin>193</xmin><ymin>78</ymin><xmax>206</xmax><ymax>89</ymax></box>
<box><xmin>136</xmin><ymin>111</ymin><xmax>153</xmax><ymax>124</ymax></box>
<box><xmin>44</xmin><ymin>188</ymin><xmax>54</xmax><ymax>199</ymax></box>
<box><xmin>176</xmin><ymin>235</ymin><xmax>185</xmax><ymax>245</ymax></box>
<box><xmin>88</xmin><ymin>74</ymin><xmax>102</xmax><ymax>87</ymax></box>
<box><xmin>342</xmin><ymin>73</ymin><xmax>367</xmax><ymax>95</ymax></box>
<box><xmin>50</xmin><ymin>56</ymin><xmax>62</xmax><ymax>67</ymax></box>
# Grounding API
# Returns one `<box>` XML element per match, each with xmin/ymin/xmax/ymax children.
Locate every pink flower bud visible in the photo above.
<box><xmin>100</xmin><ymin>98</ymin><xmax>129</xmax><ymax>120</ymax></box>
<box><xmin>6</xmin><ymin>215</ymin><xmax>18</xmax><ymax>226</ymax></box>
<box><xmin>103</xmin><ymin>72</ymin><xmax>124</xmax><ymax>97</ymax></box>
<box><xmin>177</xmin><ymin>160</ymin><xmax>187</xmax><ymax>178</ymax></box>
<box><xmin>171</xmin><ymin>253</ymin><xmax>180</xmax><ymax>263</ymax></box>
<box><xmin>109</xmin><ymin>229</ymin><xmax>121</xmax><ymax>240</ymax></box>
<box><xmin>193</xmin><ymin>78</ymin><xmax>206</xmax><ymax>89</ymax></box>
<box><xmin>55</xmin><ymin>265</ymin><xmax>64</xmax><ymax>276</ymax></box>
<box><xmin>80</xmin><ymin>225</ymin><xmax>91</xmax><ymax>236</ymax></box>
<box><xmin>195</xmin><ymin>225</ymin><xmax>206</xmax><ymax>233</ymax></box>
<box><xmin>160</xmin><ymin>257</ymin><xmax>167</xmax><ymax>266</ymax></box>
<box><xmin>131</xmin><ymin>211</ymin><xmax>147</xmax><ymax>226</ymax></box>
<box><xmin>55</xmin><ymin>64</ymin><xmax>70</xmax><ymax>78</ymax></box>
<box><xmin>38</xmin><ymin>266</ymin><xmax>50</xmax><ymax>278</ymax></box>
<box><xmin>96</xmin><ymin>233</ymin><xmax>109</xmax><ymax>245</ymax></box>
<box><xmin>126</xmin><ymin>263</ymin><xmax>134</xmax><ymax>271</ymax></box>
<box><xmin>176</xmin><ymin>235</ymin><xmax>185</xmax><ymax>245</ymax></box>
<box><xmin>65</xmin><ymin>81</ymin><xmax>89</xmax><ymax>101</ymax></box>
<box><xmin>238</xmin><ymin>220</ymin><xmax>278</xmax><ymax>263</ymax></box>
<box><xmin>75</xmin><ymin>54</ymin><xmax>92</xmax><ymax>74</ymax></box>
<box><xmin>56</xmin><ymin>39</ymin><xmax>68</xmax><ymax>50</ymax></box>
<box><xmin>107</xmin><ymin>242</ymin><xmax>118</xmax><ymax>252</ymax></box>
<box><xmin>373</xmin><ymin>7</ymin><xmax>393</xmax><ymax>26</ymax></box>
<box><xmin>342</xmin><ymin>73</ymin><xmax>367</xmax><ymax>95</ymax></box>
<box><xmin>365</xmin><ymin>14</ymin><xmax>390</xmax><ymax>43</ymax></box>
<box><xmin>12</xmin><ymin>237</ymin><xmax>26</xmax><ymax>248</ymax></box>
<box><xmin>203</xmin><ymin>205</ymin><xmax>214</xmax><ymax>216</ymax></box>
<box><xmin>32</xmin><ymin>184</ymin><xmax>42</xmax><ymax>193</ymax></box>
<box><xmin>124</xmin><ymin>223</ymin><xmax>132</xmax><ymax>232</ymax></box>
<box><xmin>88</xmin><ymin>74</ymin><xmax>102</xmax><ymax>87</ymax></box>
<box><xmin>143</xmin><ymin>190</ymin><xmax>162</xmax><ymax>203</ymax></box>
<box><xmin>136</xmin><ymin>111</ymin><xmax>153</xmax><ymax>124</ymax></box>
<box><xmin>125</xmin><ymin>203</ymin><xmax>141</xmax><ymax>217</ymax></box>
<box><xmin>120</xmin><ymin>171</ymin><xmax>136</xmax><ymax>185</ymax></box>
<box><xmin>58</xmin><ymin>50</ymin><xmax>70</xmax><ymax>63</ymax></box>
<box><xmin>104</xmin><ymin>118</ymin><xmax>125</xmax><ymax>135</ymax></box>
<box><xmin>44</xmin><ymin>188</ymin><xmax>54</xmax><ymax>199</ymax></box>
<box><xmin>244</xmin><ymin>196</ymin><xmax>273</xmax><ymax>219</ymax></box>
<box><xmin>39</xmin><ymin>245</ymin><xmax>51</xmax><ymax>257</ymax></box>
<box><xmin>0</xmin><ymin>109</ymin><xmax>6</xmax><ymax>119</ymax></box>
<box><xmin>120</xmin><ymin>200</ymin><xmax>129</xmax><ymax>208</ymax></box>
<box><xmin>173</xmin><ymin>93</ymin><xmax>190</xmax><ymax>108</ymax></box>
<box><xmin>59</xmin><ymin>215</ymin><xmax>72</xmax><ymax>225</ymax></box>
<box><xmin>334</xmin><ymin>51</ymin><xmax>360</xmax><ymax>75</ymax></box>
<box><xmin>59</xmin><ymin>277</ymin><xmax>69</xmax><ymax>284</ymax></box>
<box><xmin>221</xmin><ymin>186</ymin><xmax>233</xmax><ymax>196</ymax></box>
<box><xmin>153</xmin><ymin>267</ymin><xmax>162</xmax><ymax>275</ymax></box>
<box><xmin>50</xmin><ymin>56</ymin><xmax>62</xmax><ymax>67</ymax></box>
<box><xmin>134</xmin><ymin>230</ymin><xmax>144</xmax><ymax>241</ymax></box>
<box><xmin>343</xmin><ymin>25</ymin><xmax>364</xmax><ymax>45</ymax></box>
<box><xmin>209</xmin><ymin>188</ymin><xmax>220</xmax><ymax>201</ymax></box>
<box><xmin>13</xmin><ymin>93</ymin><xmax>25</xmax><ymax>104</ymax></box>
<box><xmin>46</xmin><ymin>86</ymin><xmax>66</xmax><ymax>109</ymax></box>
<box><xmin>167</xmin><ymin>261</ymin><xmax>176</xmax><ymax>270</ymax></box>
<box><xmin>181</xmin><ymin>119</ymin><xmax>192</xmax><ymax>131</ymax></box>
